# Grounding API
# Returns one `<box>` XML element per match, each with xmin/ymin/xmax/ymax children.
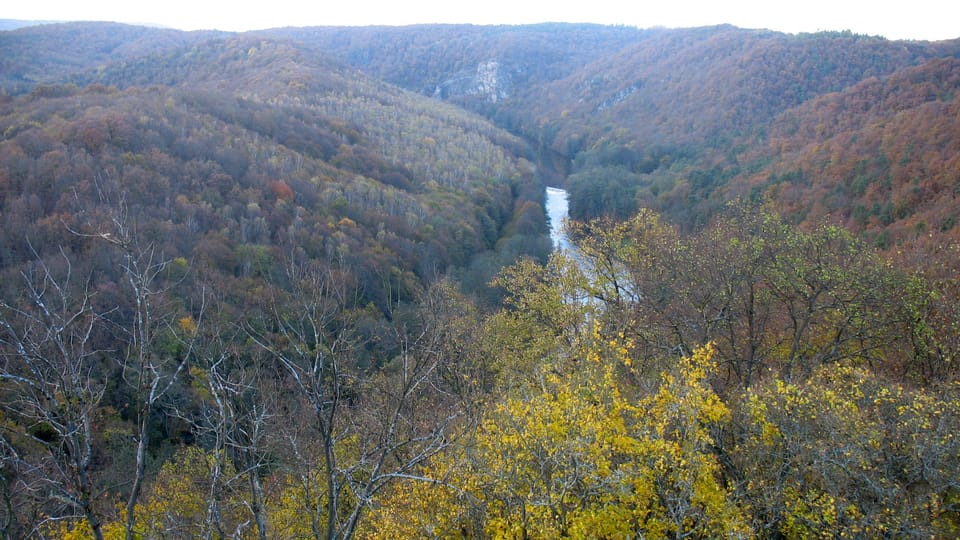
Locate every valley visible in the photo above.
<box><xmin>1</xmin><ymin>20</ymin><xmax>959</xmax><ymax>539</ymax></box>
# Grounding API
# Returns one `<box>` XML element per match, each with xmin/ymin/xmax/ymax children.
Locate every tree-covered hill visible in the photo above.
<box><xmin>528</xmin><ymin>27</ymin><xmax>937</xmax><ymax>151</ymax></box>
<box><xmin>525</xmin><ymin>28</ymin><xmax>960</xmax><ymax>226</ymax></box>
<box><xmin>259</xmin><ymin>24</ymin><xmax>960</xmax><ymax>247</ymax></box>
<box><xmin>726</xmin><ymin>56</ymin><xmax>960</xmax><ymax>250</ymax></box>
<box><xmin>260</xmin><ymin>23</ymin><xmax>647</xmax><ymax>100</ymax></box>
<box><xmin>7</xmin><ymin>23</ymin><xmax>959</xmax><ymax>242</ymax></box>
<box><xmin>0</xmin><ymin>32</ymin><xmax>548</xmax><ymax>309</ymax></box>
<box><xmin>0</xmin><ymin>22</ymin><xmax>226</xmax><ymax>94</ymax></box>
<box><xmin>261</xmin><ymin>24</ymin><xmax>956</xmax><ymax>148</ymax></box>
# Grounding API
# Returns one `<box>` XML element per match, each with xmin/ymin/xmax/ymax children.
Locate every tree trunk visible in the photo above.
<box><xmin>125</xmin><ymin>412</ymin><xmax>150</xmax><ymax>540</ymax></box>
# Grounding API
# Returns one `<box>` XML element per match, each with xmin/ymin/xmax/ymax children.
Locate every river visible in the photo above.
<box><xmin>546</xmin><ymin>186</ymin><xmax>573</xmax><ymax>252</ymax></box>
<box><xmin>545</xmin><ymin>186</ymin><xmax>596</xmax><ymax>304</ymax></box>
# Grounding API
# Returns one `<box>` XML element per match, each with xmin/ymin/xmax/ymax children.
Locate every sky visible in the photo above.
<box><xmin>4</xmin><ymin>0</ymin><xmax>958</xmax><ymax>41</ymax></box>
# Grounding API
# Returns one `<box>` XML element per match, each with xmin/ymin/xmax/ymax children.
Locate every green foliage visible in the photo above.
<box><xmin>567</xmin><ymin>165</ymin><xmax>642</xmax><ymax>221</ymax></box>
<box><xmin>573</xmin><ymin>204</ymin><xmax>924</xmax><ymax>386</ymax></box>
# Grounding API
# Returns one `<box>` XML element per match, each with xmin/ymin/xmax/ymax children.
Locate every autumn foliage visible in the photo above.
<box><xmin>3</xmin><ymin>20</ymin><xmax>960</xmax><ymax>540</ymax></box>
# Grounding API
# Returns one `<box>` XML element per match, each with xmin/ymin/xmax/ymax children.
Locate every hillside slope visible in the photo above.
<box><xmin>260</xmin><ymin>25</ymin><xmax>960</xmax><ymax>238</ymax></box>
<box><xmin>0</xmin><ymin>22</ymin><xmax>226</xmax><ymax>93</ymax></box>
<box><xmin>5</xmin><ymin>22</ymin><xmax>960</xmax><ymax>263</ymax></box>
<box><xmin>729</xmin><ymin>56</ymin><xmax>960</xmax><ymax>250</ymax></box>
<box><xmin>0</xmin><ymin>33</ymin><xmax>545</xmax><ymax>309</ymax></box>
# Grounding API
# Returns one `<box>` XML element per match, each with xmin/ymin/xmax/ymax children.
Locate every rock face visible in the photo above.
<box><xmin>434</xmin><ymin>60</ymin><xmax>514</xmax><ymax>103</ymax></box>
<box><xmin>596</xmin><ymin>82</ymin><xmax>642</xmax><ymax>112</ymax></box>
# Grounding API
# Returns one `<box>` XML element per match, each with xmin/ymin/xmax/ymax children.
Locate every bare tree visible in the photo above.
<box><xmin>247</xmin><ymin>258</ymin><xmax>477</xmax><ymax>539</ymax></box>
<box><xmin>116</xmin><ymin>242</ymin><xmax>195</xmax><ymax>540</ymax></box>
<box><xmin>213</xmin><ymin>355</ymin><xmax>273</xmax><ymax>540</ymax></box>
<box><xmin>0</xmin><ymin>249</ymin><xmax>110</xmax><ymax>539</ymax></box>
<box><xmin>83</xmin><ymin>201</ymin><xmax>196</xmax><ymax>540</ymax></box>
<box><xmin>246</xmin><ymin>258</ymin><xmax>357</xmax><ymax>539</ymax></box>
<box><xmin>337</xmin><ymin>278</ymin><xmax>478</xmax><ymax>539</ymax></box>
<box><xmin>178</xmin><ymin>331</ymin><xmax>274</xmax><ymax>540</ymax></box>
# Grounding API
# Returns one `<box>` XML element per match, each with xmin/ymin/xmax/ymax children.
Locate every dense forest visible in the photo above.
<box><xmin>1</xmin><ymin>20</ymin><xmax>959</xmax><ymax>539</ymax></box>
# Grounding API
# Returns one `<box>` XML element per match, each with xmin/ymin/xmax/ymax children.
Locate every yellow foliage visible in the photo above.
<box><xmin>177</xmin><ymin>315</ymin><xmax>198</xmax><ymax>337</ymax></box>
<box><xmin>265</xmin><ymin>472</ymin><xmax>324</xmax><ymax>539</ymax></box>
<box><xmin>385</xmin><ymin>342</ymin><xmax>751</xmax><ymax>539</ymax></box>
<box><xmin>361</xmin><ymin>451</ymin><xmax>481</xmax><ymax>539</ymax></box>
<box><xmin>782</xmin><ymin>487</ymin><xmax>839</xmax><ymax>539</ymax></box>
<box><xmin>130</xmin><ymin>447</ymin><xmax>250</xmax><ymax>538</ymax></box>
<box><xmin>734</xmin><ymin>365</ymin><xmax>960</xmax><ymax>538</ymax></box>
<box><xmin>264</xmin><ymin>436</ymin><xmax>365</xmax><ymax>539</ymax></box>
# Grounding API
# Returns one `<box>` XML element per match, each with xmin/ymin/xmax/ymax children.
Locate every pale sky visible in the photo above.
<box><xmin>4</xmin><ymin>0</ymin><xmax>958</xmax><ymax>41</ymax></box>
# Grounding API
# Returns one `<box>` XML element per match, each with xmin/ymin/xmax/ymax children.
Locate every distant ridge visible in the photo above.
<box><xmin>0</xmin><ymin>19</ymin><xmax>60</xmax><ymax>31</ymax></box>
<box><xmin>3</xmin><ymin>21</ymin><xmax>960</xmax><ymax>251</ymax></box>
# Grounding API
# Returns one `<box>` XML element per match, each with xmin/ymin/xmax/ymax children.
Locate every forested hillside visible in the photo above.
<box><xmin>0</xmin><ymin>22</ymin><xmax>226</xmax><ymax>94</ymax></box>
<box><xmin>264</xmin><ymin>23</ymin><xmax>960</xmax><ymax>242</ymax></box>
<box><xmin>731</xmin><ymin>57</ymin><xmax>960</xmax><ymax>246</ymax></box>
<box><xmin>260</xmin><ymin>23</ymin><xmax>645</xmax><ymax>99</ymax></box>
<box><xmin>0</xmin><ymin>34</ymin><xmax>547</xmax><ymax>302</ymax></box>
<box><xmin>2</xmin><ymin>20</ymin><xmax>960</xmax><ymax>539</ymax></box>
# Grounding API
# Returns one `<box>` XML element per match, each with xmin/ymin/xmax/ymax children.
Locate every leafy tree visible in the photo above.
<box><xmin>573</xmin><ymin>204</ymin><xmax>920</xmax><ymax>388</ymax></box>
<box><xmin>367</xmin><ymin>340</ymin><xmax>750</xmax><ymax>539</ymax></box>
<box><xmin>729</xmin><ymin>366</ymin><xmax>960</xmax><ymax>538</ymax></box>
<box><xmin>484</xmin><ymin>253</ymin><xmax>595</xmax><ymax>391</ymax></box>
<box><xmin>134</xmin><ymin>446</ymin><xmax>249</xmax><ymax>539</ymax></box>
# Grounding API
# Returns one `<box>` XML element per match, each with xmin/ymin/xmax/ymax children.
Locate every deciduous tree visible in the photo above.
<box><xmin>0</xmin><ymin>250</ymin><xmax>110</xmax><ymax>539</ymax></box>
